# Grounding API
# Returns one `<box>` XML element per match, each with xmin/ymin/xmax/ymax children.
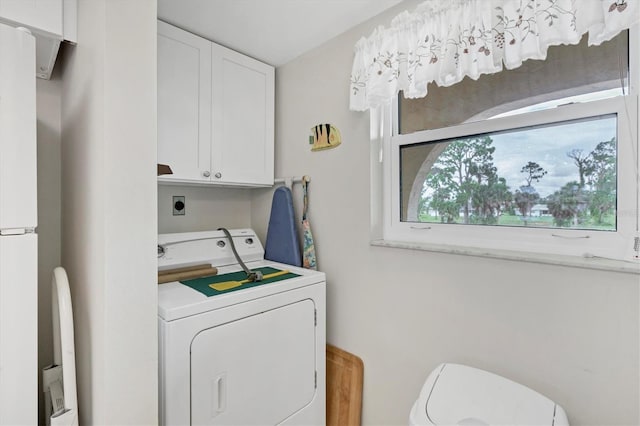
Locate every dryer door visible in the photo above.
<box><xmin>190</xmin><ymin>299</ymin><xmax>317</xmax><ymax>425</ymax></box>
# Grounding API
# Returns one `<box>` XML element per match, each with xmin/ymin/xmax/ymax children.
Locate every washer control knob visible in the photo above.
<box><xmin>245</xmin><ymin>238</ymin><xmax>254</xmax><ymax>245</ymax></box>
<box><xmin>214</xmin><ymin>172</ymin><xmax>222</xmax><ymax>179</ymax></box>
<box><xmin>217</xmin><ymin>240</ymin><xmax>225</xmax><ymax>248</ymax></box>
<box><xmin>202</xmin><ymin>171</ymin><xmax>211</xmax><ymax>178</ymax></box>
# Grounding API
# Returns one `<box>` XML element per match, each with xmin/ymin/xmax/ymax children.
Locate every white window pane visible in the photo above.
<box><xmin>400</xmin><ymin>114</ymin><xmax>617</xmax><ymax>232</ymax></box>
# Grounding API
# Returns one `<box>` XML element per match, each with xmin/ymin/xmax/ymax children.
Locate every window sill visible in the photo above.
<box><xmin>370</xmin><ymin>239</ymin><xmax>640</xmax><ymax>275</ymax></box>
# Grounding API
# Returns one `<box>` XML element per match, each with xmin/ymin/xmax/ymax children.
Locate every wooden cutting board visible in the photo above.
<box><xmin>327</xmin><ymin>344</ymin><xmax>364</xmax><ymax>426</ymax></box>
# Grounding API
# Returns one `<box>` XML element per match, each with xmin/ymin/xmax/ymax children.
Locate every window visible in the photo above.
<box><xmin>400</xmin><ymin>113</ymin><xmax>618</xmax><ymax>232</ymax></box>
<box><xmin>373</xmin><ymin>31</ymin><xmax>639</xmax><ymax>262</ymax></box>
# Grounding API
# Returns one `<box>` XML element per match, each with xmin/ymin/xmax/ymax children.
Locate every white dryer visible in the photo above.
<box><xmin>157</xmin><ymin>229</ymin><xmax>326</xmax><ymax>425</ymax></box>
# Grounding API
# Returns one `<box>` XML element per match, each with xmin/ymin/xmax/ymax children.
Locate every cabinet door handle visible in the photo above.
<box><xmin>202</xmin><ymin>171</ymin><xmax>211</xmax><ymax>178</ymax></box>
<box><xmin>214</xmin><ymin>172</ymin><xmax>222</xmax><ymax>179</ymax></box>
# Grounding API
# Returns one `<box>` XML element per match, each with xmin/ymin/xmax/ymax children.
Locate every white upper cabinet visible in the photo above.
<box><xmin>0</xmin><ymin>0</ymin><xmax>63</xmax><ymax>35</ymax></box>
<box><xmin>158</xmin><ymin>21</ymin><xmax>275</xmax><ymax>187</ymax></box>
<box><xmin>0</xmin><ymin>0</ymin><xmax>77</xmax><ymax>79</ymax></box>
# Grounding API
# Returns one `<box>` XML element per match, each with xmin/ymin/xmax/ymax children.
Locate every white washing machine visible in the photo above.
<box><xmin>157</xmin><ymin>229</ymin><xmax>326</xmax><ymax>425</ymax></box>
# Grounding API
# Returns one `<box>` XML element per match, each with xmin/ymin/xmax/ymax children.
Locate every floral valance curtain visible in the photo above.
<box><xmin>350</xmin><ymin>0</ymin><xmax>639</xmax><ymax>111</ymax></box>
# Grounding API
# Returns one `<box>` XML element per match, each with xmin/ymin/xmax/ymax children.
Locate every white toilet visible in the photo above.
<box><xmin>410</xmin><ymin>363</ymin><xmax>569</xmax><ymax>425</ymax></box>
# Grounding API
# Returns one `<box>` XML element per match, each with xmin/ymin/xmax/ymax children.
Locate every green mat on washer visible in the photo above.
<box><xmin>180</xmin><ymin>267</ymin><xmax>300</xmax><ymax>297</ymax></box>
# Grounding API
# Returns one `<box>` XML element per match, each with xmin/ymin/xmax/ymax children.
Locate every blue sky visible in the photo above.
<box><xmin>490</xmin><ymin>115</ymin><xmax>616</xmax><ymax>198</ymax></box>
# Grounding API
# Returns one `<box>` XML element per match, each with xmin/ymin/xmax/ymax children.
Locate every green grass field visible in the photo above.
<box><xmin>417</xmin><ymin>213</ymin><xmax>616</xmax><ymax>230</ymax></box>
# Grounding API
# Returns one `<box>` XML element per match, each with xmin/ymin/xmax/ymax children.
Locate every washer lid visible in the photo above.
<box><xmin>426</xmin><ymin>364</ymin><xmax>556</xmax><ymax>425</ymax></box>
<box><xmin>158</xmin><ymin>260</ymin><xmax>325</xmax><ymax>321</ymax></box>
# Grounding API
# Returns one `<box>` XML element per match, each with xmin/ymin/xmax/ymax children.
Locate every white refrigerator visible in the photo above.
<box><xmin>0</xmin><ymin>22</ymin><xmax>38</xmax><ymax>425</ymax></box>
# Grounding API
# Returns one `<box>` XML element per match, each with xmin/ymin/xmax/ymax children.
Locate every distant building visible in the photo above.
<box><xmin>530</xmin><ymin>204</ymin><xmax>550</xmax><ymax>217</ymax></box>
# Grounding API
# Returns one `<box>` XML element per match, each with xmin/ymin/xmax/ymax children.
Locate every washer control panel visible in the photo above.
<box><xmin>158</xmin><ymin>229</ymin><xmax>264</xmax><ymax>270</ymax></box>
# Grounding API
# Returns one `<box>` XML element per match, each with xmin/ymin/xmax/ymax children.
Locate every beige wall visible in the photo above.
<box><xmin>36</xmin><ymin>74</ymin><xmax>62</xmax><ymax>424</ymax></box>
<box><xmin>158</xmin><ymin>185</ymin><xmax>252</xmax><ymax>234</ymax></box>
<box><xmin>60</xmin><ymin>0</ymin><xmax>158</xmax><ymax>423</ymax></box>
<box><xmin>250</xmin><ymin>1</ymin><xmax>640</xmax><ymax>424</ymax></box>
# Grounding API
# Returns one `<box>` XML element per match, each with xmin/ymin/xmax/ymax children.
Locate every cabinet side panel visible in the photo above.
<box><xmin>0</xmin><ymin>234</ymin><xmax>37</xmax><ymax>425</ymax></box>
<box><xmin>0</xmin><ymin>23</ymin><xmax>37</xmax><ymax>230</ymax></box>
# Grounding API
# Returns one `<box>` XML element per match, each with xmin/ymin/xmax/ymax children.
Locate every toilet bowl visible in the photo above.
<box><xmin>409</xmin><ymin>363</ymin><xmax>569</xmax><ymax>426</ymax></box>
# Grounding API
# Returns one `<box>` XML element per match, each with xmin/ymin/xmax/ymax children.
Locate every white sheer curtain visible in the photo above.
<box><xmin>350</xmin><ymin>0</ymin><xmax>639</xmax><ymax>111</ymax></box>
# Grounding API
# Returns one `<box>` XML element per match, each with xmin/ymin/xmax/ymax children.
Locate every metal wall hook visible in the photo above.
<box><xmin>274</xmin><ymin>176</ymin><xmax>310</xmax><ymax>190</ymax></box>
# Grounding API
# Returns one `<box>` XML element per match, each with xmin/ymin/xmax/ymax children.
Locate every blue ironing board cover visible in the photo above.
<box><xmin>264</xmin><ymin>186</ymin><xmax>302</xmax><ymax>266</ymax></box>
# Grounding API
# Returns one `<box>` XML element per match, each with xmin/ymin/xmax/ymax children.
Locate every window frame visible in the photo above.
<box><xmin>372</xmin><ymin>27</ymin><xmax>639</xmax><ymax>263</ymax></box>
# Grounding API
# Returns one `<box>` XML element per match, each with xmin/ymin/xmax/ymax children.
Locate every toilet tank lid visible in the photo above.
<box><xmin>422</xmin><ymin>364</ymin><xmax>564</xmax><ymax>426</ymax></box>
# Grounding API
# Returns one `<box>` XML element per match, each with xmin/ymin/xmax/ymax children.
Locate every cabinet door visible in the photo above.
<box><xmin>211</xmin><ymin>43</ymin><xmax>274</xmax><ymax>186</ymax></box>
<box><xmin>158</xmin><ymin>21</ymin><xmax>212</xmax><ymax>182</ymax></box>
<box><xmin>0</xmin><ymin>0</ymin><xmax>62</xmax><ymax>36</ymax></box>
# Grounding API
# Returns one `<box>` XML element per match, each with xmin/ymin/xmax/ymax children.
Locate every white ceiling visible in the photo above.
<box><xmin>157</xmin><ymin>0</ymin><xmax>403</xmax><ymax>66</ymax></box>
